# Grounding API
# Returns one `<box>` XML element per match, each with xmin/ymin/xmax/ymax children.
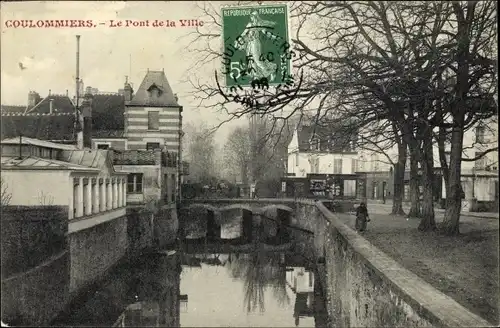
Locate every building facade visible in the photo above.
<box><xmin>1</xmin><ymin>69</ymin><xmax>187</xmax><ymax>205</ymax></box>
<box><xmin>285</xmin><ymin>124</ymin><xmax>359</xmax><ymax>198</ymax></box>
<box><xmin>355</xmin><ymin>117</ymin><xmax>498</xmax><ymax>208</ymax></box>
<box><xmin>1</xmin><ymin>138</ymin><xmax>128</xmax><ymax>231</ymax></box>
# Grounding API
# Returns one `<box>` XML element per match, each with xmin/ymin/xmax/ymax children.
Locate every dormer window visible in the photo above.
<box><xmin>310</xmin><ymin>138</ymin><xmax>320</xmax><ymax>151</ymax></box>
<box><xmin>475</xmin><ymin>125</ymin><xmax>486</xmax><ymax>143</ymax></box>
<box><xmin>147</xmin><ymin>84</ymin><xmax>163</xmax><ymax>98</ymax></box>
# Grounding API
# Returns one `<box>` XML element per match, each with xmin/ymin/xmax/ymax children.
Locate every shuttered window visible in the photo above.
<box><xmin>148</xmin><ymin>111</ymin><xmax>160</xmax><ymax>130</ymax></box>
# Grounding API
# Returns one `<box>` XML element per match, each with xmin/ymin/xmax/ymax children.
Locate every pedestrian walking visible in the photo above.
<box><xmin>355</xmin><ymin>202</ymin><xmax>371</xmax><ymax>232</ymax></box>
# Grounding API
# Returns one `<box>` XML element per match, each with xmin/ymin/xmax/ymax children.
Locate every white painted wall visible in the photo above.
<box><xmin>287</xmin><ymin>152</ymin><xmax>359</xmax><ymax>177</ymax></box>
<box><xmin>286</xmin><ymin>267</ymin><xmax>314</xmax><ymax>293</ymax></box>
<box><xmin>2</xmin><ymin>170</ymin><xmax>72</xmax><ymax>206</ymax></box>
<box><xmin>287</xmin><ymin>129</ymin><xmax>299</xmax><ymax>154</ymax></box>
<box><xmin>287</xmin><ymin>152</ymin><xmax>310</xmax><ymax>177</ymax></box>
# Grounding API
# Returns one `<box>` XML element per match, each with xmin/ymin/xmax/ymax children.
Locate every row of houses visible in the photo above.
<box><xmin>1</xmin><ymin>69</ymin><xmax>189</xmax><ymax>221</ymax></box>
<box><xmin>284</xmin><ymin>119</ymin><xmax>498</xmax><ymax>210</ymax></box>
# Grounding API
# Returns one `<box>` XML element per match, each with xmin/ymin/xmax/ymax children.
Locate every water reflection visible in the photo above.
<box><xmin>179</xmin><ymin>251</ymin><xmax>323</xmax><ymax>327</ymax></box>
<box><xmin>55</xmin><ymin>251</ymin><xmax>326</xmax><ymax>328</ymax></box>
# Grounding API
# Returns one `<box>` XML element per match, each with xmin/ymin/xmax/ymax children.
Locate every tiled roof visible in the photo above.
<box><xmin>1</xmin><ymin>105</ymin><xmax>27</xmax><ymax>114</ymax></box>
<box><xmin>1</xmin><ymin>136</ymin><xmax>78</xmax><ymax>150</ymax></box>
<box><xmin>1</xmin><ymin>113</ymin><xmax>76</xmax><ymax>141</ymax></box>
<box><xmin>92</xmin><ymin>129</ymin><xmax>125</xmax><ymax>138</ymax></box>
<box><xmin>26</xmin><ymin>95</ymin><xmax>75</xmax><ymax>114</ymax></box>
<box><xmin>128</xmin><ymin>70</ymin><xmax>180</xmax><ymax>107</ymax></box>
<box><xmin>91</xmin><ymin>94</ymin><xmax>126</xmax><ymax>133</ymax></box>
<box><xmin>1</xmin><ymin>156</ymin><xmax>100</xmax><ymax>171</ymax></box>
<box><xmin>112</xmin><ymin>150</ymin><xmax>156</xmax><ymax>165</ymax></box>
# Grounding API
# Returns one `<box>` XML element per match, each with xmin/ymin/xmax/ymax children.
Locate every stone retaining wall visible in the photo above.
<box><xmin>68</xmin><ymin>216</ymin><xmax>128</xmax><ymax>294</ymax></box>
<box><xmin>294</xmin><ymin>200</ymin><xmax>492</xmax><ymax>327</ymax></box>
<box><xmin>1</xmin><ymin>251</ymin><xmax>70</xmax><ymax>326</ymax></box>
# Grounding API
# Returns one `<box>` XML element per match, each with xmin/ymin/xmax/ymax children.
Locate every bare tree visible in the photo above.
<box><xmin>438</xmin><ymin>1</ymin><xmax>497</xmax><ymax>235</ymax></box>
<box><xmin>1</xmin><ymin>177</ymin><xmax>12</xmax><ymax>206</ymax></box>
<box><xmin>223</xmin><ymin>125</ymin><xmax>252</xmax><ymax>184</ymax></box>
<box><xmin>184</xmin><ymin>1</ymin><xmax>497</xmax><ymax>234</ymax></box>
<box><xmin>223</xmin><ymin>116</ymin><xmax>295</xmax><ymax>195</ymax></box>
<box><xmin>38</xmin><ymin>191</ymin><xmax>54</xmax><ymax>206</ymax></box>
<box><xmin>183</xmin><ymin>122</ymin><xmax>218</xmax><ymax>184</ymax></box>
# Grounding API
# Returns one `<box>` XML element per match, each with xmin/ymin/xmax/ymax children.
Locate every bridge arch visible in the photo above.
<box><xmin>182</xmin><ymin>203</ymin><xmax>221</xmax><ymax>214</ymax></box>
<box><xmin>219</xmin><ymin>203</ymin><xmax>257</xmax><ymax>214</ymax></box>
<box><xmin>260</xmin><ymin>204</ymin><xmax>294</xmax><ymax>214</ymax></box>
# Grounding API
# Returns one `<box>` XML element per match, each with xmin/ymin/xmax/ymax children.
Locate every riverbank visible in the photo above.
<box><xmin>336</xmin><ymin>210</ymin><xmax>499</xmax><ymax>325</ymax></box>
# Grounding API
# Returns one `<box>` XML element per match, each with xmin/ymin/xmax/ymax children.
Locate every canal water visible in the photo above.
<box><xmin>54</xmin><ymin>216</ymin><xmax>328</xmax><ymax>327</ymax></box>
<box><xmin>53</xmin><ymin>250</ymin><xmax>328</xmax><ymax>327</ymax></box>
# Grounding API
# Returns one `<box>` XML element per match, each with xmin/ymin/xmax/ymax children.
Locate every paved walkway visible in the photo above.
<box><xmin>336</xmin><ymin>207</ymin><xmax>499</xmax><ymax>325</ymax></box>
<box><xmin>366</xmin><ymin>199</ymin><xmax>499</xmax><ymax>219</ymax></box>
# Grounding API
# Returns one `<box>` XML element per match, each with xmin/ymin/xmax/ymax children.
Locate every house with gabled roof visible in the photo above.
<box><xmin>285</xmin><ymin>122</ymin><xmax>360</xmax><ymax>198</ymax></box>
<box><xmin>124</xmin><ymin>69</ymin><xmax>182</xmax><ymax>153</ymax></box>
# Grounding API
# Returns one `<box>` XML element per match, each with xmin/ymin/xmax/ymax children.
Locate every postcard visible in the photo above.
<box><xmin>1</xmin><ymin>1</ymin><xmax>497</xmax><ymax>328</ymax></box>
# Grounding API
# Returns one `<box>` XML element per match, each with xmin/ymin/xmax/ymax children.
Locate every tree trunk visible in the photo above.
<box><xmin>418</xmin><ymin>127</ymin><xmax>436</xmax><ymax>231</ymax></box>
<box><xmin>241</xmin><ymin>162</ymin><xmax>249</xmax><ymax>185</ymax></box>
<box><xmin>407</xmin><ymin>146</ymin><xmax>421</xmax><ymax>218</ymax></box>
<box><xmin>440</xmin><ymin>4</ymin><xmax>470</xmax><ymax>236</ymax></box>
<box><xmin>391</xmin><ymin>139</ymin><xmax>407</xmax><ymax>216</ymax></box>
<box><xmin>440</xmin><ymin>126</ymin><xmax>464</xmax><ymax>235</ymax></box>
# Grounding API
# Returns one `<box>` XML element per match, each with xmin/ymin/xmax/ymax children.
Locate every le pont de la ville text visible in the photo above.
<box><xmin>4</xmin><ymin>19</ymin><xmax>203</xmax><ymax>28</ymax></box>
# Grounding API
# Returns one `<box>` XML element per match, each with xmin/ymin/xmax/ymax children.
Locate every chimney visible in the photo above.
<box><xmin>75</xmin><ymin>35</ymin><xmax>84</xmax><ymax>149</ymax></box>
<box><xmin>124</xmin><ymin>76</ymin><xmax>133</xmax><ymax>102</ymax></box>
<box><xmin>48</xmin><ymin>89</ymin><xmax>51</xmax><ymax>96</ymax></box>
<box><xmin>49</xmin><ymin>99</ymin><xmax>54</xmax><ymax>114</ymax></box>
<box><xmin>28</xmin><ymin>91</ymin><xmax>38</xmax><ymax>107</ymax></box>
<box><xmin>66</xmin><ymin>89</ymin><xmax>69</xmax><ymax>97</ymax></box>
<box><xmin>82</xmin><ymin>94</ymin><xmax>93</xmax><ymax>148</ymax></box>
<box><xmin>174</xmin><ymin>93</ymin><xmax>179</xmax><ymax>103</ymax></box>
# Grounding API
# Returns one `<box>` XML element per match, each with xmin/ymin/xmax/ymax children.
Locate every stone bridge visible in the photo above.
<box><xmin>178</xmin><ymin>198</ymin><xmax>311</xmax><ymax>244</ymax></box>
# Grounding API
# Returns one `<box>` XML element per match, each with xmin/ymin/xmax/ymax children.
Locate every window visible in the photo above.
<box><xmin>148</xmin><ymin>111</ymin><xmax>160</xmax><ymax>130</ymax></box>
<box><xmin>97</xmin><ymin>144</ymin><xmax>110</xmax><ymax>150</ymax></box>
<box><xmin>310</xmin><ymin>138</ymin><xmax>320</xmax><ymax>151</ymax></box>
<box><xmin>310</xmin><ymin>157</ymin><xmax>319</xmax><ymax>173</ymax></box>
<box><xmin>295</xmin><ymin>152</ymin><xmax>299</xmax><ymax>166</ymax></box>
<box><xmin>351</xmin><ymin>159</ymin><xmax>357</xmax><ymax>174</ymax></box>
<box><xmin>475</xmin><ymin>125</ymin><xmax>486</xmax><ymax>143</ymax></box>
<box><xmin>348</xmin><ymin>138</ymin><xmax>356</xmax><ymax>151</ymax></box>
<box><xmin>146</xmin><ymin>142</ymin><xmax>161</xmax><ymax>151</ymax></box>
<box><xmin>333</xmin><ymin>159</ymin><xmax>342</xmax><ymax>174</ymax></box>
<box><xmin>329</xmin><ymin>138</ymin><xmax>336</xmax><ymax>151</ymax></box>
<box><xmin>127</xmin><ymin>173</ymin><xmax>143</xmax><ymax>193</ymax></box>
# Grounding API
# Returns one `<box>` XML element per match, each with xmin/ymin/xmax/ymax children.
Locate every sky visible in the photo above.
<box><xmin>0</xmin><ymin>0</ymin><xmax>250</xmax><ymax>143</ymax></box>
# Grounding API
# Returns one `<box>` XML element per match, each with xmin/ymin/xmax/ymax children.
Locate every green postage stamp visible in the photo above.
<box><xmin>221</xmin><ymin>3</ymin><xmax>291</xmax><ymax>87</ymax></box>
